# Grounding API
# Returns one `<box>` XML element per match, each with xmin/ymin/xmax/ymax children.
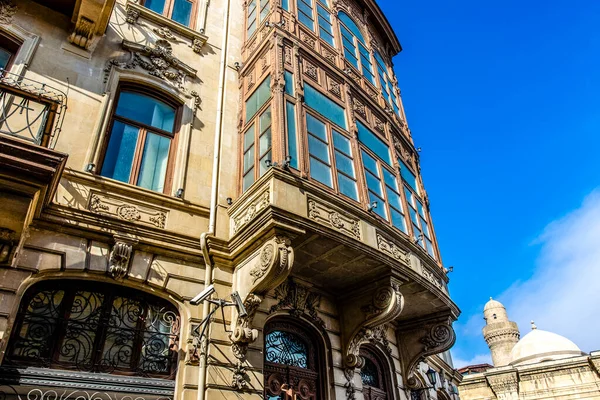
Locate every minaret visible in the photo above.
<box><xmin>482</xmin><ymin>298</ymin><xmax>520</xmax><ymax>367</ymax></box>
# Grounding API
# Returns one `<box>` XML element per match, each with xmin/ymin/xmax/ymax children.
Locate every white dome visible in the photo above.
<box><xmin>509</xmin><ymin>328</ymin><xmax>585</xmax><ymax>366</ymax></box>
<box><xmin>483</xmin><ymin>298</ymin><xmax>505</xmax><ymax>312</ymax></box>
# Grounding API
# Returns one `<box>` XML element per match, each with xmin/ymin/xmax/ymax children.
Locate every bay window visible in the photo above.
<box><xmin>374</xmin><ymin>51</ymin><xmax>403</xmax><ymax>118</ymax></box>
<box><xmin>339</xmin><ymin>12</ymin><xmax>376</xmax><ymax>86</ymax></box>
<box><xmin>100</xmin><ymin>88</ymin><xmax>179</xmax><ymax>194</ymax></box>
<box><xmin>247</xmin><ymin>0</ymin><xmax>269</xmax><ymax>37</ymax></box>
<box><xmin>142</xmin><ymin>0</ymin><xmax>196</xmax><ymax>27</ymax></box>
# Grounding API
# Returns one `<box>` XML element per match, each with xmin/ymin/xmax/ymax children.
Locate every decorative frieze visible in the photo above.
<box><xmin>421</xmin><ymin>266</ymin><xmax>443</xmax><ymax>291</ymax></box>
<box><xmin>303</xmin><ymin>59</ymin><xmax>319</xmax><ymax>82</ymax></box>
<box><xmin>270</xmin><ymin>278</ymin><xmax>323</xmax><ymax>326</ymax></box>
<box><xmin>327</xmin><ymin>76</ymin><xmax>342</xmax><ymax>99</ymax></box>
<box><xmin>307</xmin><ymin>198</ymin><xmax>361</xmax><ymax>239</ymax></box>
<box><xmin>232</xmin><ymin>190</ymin><xmax>270</xmax><ymax>234</ymax></box>
<box><xmin>376</xmin><ymin>233</ymin><xmax>410</xmax><ymax>266</ymax></box>
<box><xmin>299</xmin><ymin>30</ymin><xmax>316</xmax><ymax>49</ymax></box>
<box><xmin>88</xmin><ymin>192</ymin><xmax>168</xmax><ymax>229</ymax></box>
<box><xmin>352</xmin><ymin>97</ymin><xmax>367</xmax><ymax>119</ymax></box>
<box><xmin>153</xmin><ymin>26</ymin><xmax>177</xmax><ymax>41</ymax></box>
<box><xmin>322</xmin><ymin>47</ymin><xmax>337</xmax><ymax>64</ymax></box>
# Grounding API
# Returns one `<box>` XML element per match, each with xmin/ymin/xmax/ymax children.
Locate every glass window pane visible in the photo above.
<box><xmin>260</xmin><ymin>150</ymin><xmax>272</xmax><ymax>176</ymax></box>
<box><xmin>306</xmin><ymin>113</ymin><xmax>327</xmax><ymax>141</ymax></box>
<box><xmin>137</xmin><ymin>133</ymin><xmax>170</xmax><ymax>192</ymax></box>
<box><xmin>343</xmin><ymin>49</ymin><xmax>359</xmax><ymax>69</ymax></box>
<box><xmin>260</xmin><ymin>0</ymin><xmax>270</xmax><ymax>20</ymax></box>
<box><xmin>244</xmin><ymin>145</ymin><xmax>255</xmax><ymax>173</ymax></box>
<box><xmin>101</xmin><ymin>121</ymin><xmax>139</xmax><ymax>184</ymax></box>
<box><xmin>246</xmin><ymin>77</ymin><xmax>271</xmax><ymax>122</ymax></box>
<box><xmin>172</xmin><ymin>0</ymin><xmax>192</xmax><ymax>26</ymax></box>
<box><xmin>286</xmin><ymin>102</ymin><xmax>298</xmax><ymax>169</ymax></box>
<box><xmin>284</xmin><ymin>71</ymin><xmax>294</xmax><ymax>96</ymax></box>
<box><xmin>390</xmin><ymin>208</ymin><xmax>408</xmax><ymax>233</ymax></box>
<box><xmin>260</xmin><ymin>107</ymin><xmax>272</xmax><ymax>133</ymax></box>
<box><xmin>282</xmin><ymin>0</ymin><xmax>290</xmax><ymax>11</ymax></box>
<box><xmin>116</xmin><ymin>92</ymin><xmax>175</xmax><ymax>132</ymax></box>
<box><xmin>369</xmin><ymin>192</ymin><xmax>387</xmax><ymax>220</ymax></box>
<box><xmin>335</xmin><ymin>151</ymin><xmax>354</xmax><ymax>178</ymax></box>
<box><xmin>332</xmin><ymin>130</ymin><xmax>351</xmax><ymax>155</ymax></box>
<box><xmin>259</xmin><ymin>128</ymin><xmax>271</xmax><ymax>156</ymax></box>
<box><xmin>0</xmin><ymin>47</ymin><xmax>12</xmax><ymax>70</ymax></box>
<box><xmin>338</xmin><ymin>173</ymin><xmax>358</xmax><ymax>201</ymax></box>
<box><xmin>244</xmin><ymin>124</ymin><xmax>255</xmax><ymax>151</ymax></box>
<box><xmin>365</xmin><ymin>171</ymin><xmax>383</xmax><ymax>197</ymax></box>
<box><xmin>357</xmin><ymin>121</ymin><xmax>392</xmax><ymax>165</ymax></box>
<box><xmin>298</xmin><ymin>12</ymin><xmax>315</xmax><ymax>30</ymax></box>
<box><xmin>308</xmin><ymin>135</ymin><xmax>330</xmax><ymax>163</ymax></box>
<box><xmin>400</xmin><ymin>160</ymin><xmax>419</xmax><ymax>194</ymax></box>
<box><xmin>409</xmin><ymin>207</ymin><xmax>419</xmax><ymax>226</ymax></box>
<box><xmin>420</xmin><ymin>217</ymin><xmax>430</xmax><ymax>237</ymax></box>
<box><xmin>243</xmin><ymin>168</ymin><xmax>255</xmax><ymax>191</ymax></box>
<box><xmin>304</xmin><ymin>84</ymin><xmax>347</xmax><ymax>130</ymax></box>
<box><xmin>310</xmin><ymin>157</ymin><xmax>332</xmax><ymax>187</ymax></box>
<box><xmin>320</xmin><ymin>30</ymin><xmax>335</xmax><ymax>47</ymax></box>
<box><xmin>416</xmin><ymin>199</ymin><xmax>426</xmax><ymax>218</ymax></box>
<box><xmin>382</xmin><ymin>168</ymin><xmax>398</xmax><ymax>191</ymax></box>
<box><xmin>339</xmin><ymin>12</ymin><xmax>365</xmax><ymax>43</ymax></box>
<box><xmin>386</xmin><ymin>189</ymin><xmax>402</xmax><ymax>211</ymax></box>
<box><xmin>426</xmin><ymin>238</ymin><xmax>436</xmax><ymax>258</ymax></box>
<box><xmin>144</xmin><ymin>0</ymin><xmax>166</xmax><ymax>14</ymax></box>
<box><xmin>361</xmin><ymin>150</ymin><xmax>378</xmax><ymax>175</ymax></box>
<box><xmin>265</xmin><ymin>330</ymin><xmax>308</xmax><ymax>368</ymax></box>
<box><xmin>404</xmin><ymin>186</ymin><xmax>413</xmax><ymax>205</ymax></box>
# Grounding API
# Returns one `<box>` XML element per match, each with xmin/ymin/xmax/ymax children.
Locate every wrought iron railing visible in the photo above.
<box><xmin>0</xmin><ymin>68</ymin><xmax>68</xmax><ymax>148</ymax></box>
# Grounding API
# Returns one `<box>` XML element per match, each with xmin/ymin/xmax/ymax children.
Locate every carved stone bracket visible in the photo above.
<box><xmin>0</xmin><ymin>227</ymin><xmax>16</xmax><ymax>265</ymax></box>
<box><xmin>343</xmin><ymin>368</ymin><xmax>357</xmax><ymax>400</ymax></box>
<box><xmin>108</xmin><ymin>239</ymin><xmax>135</xmax><ymax>280</ymax></box>
<box><xmin>67</xmin><ymin>0</ymin><xmax>116</xmax><ymax>50</ymax></box>
<box><xmin>396</xmin><ymin>314</ymin><xmax>456</xmax><ymax>389</ymax></box>
<box><xmin>341</xmin><ymin>278</ymin><xmax>404</xmax><ymax>369</ymax></box>
<box><xmin>230</xmin><ymin>236</ymin><xmax>295</xmax><ymax>363</ymax></box>
<box><xmin>104</xmin><ymin>39</ymin><xmax>197</xmax><ymax>89</ymax></box>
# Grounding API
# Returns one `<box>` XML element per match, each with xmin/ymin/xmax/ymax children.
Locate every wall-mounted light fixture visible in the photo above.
<box><xmin>226</xmin><ymin>197</ymin><xmax>233</xmax><ymax>206</ymax></box>
<box><xmin>233</xmin><ymin>62</ymin><xmax>242</xmax><ymax>71</ymax></box>
<box><xmin>283</xmin><ymin>155</ymin><xmax>292</xmax><ymax>170</ymax></box>
<box><xmin>175</xmin><ymin>188</ymin><xmax>184</xmax><ymax>198</ymax></box>
<box><xmin>85</xmin><ymin>163</ymin><xmax>95</xmax><ymax>173</ymax></box>
<box><xmin>367</xmin><ymin>201</ymin><xmax>378</xmax><ymax>212</ymax></box>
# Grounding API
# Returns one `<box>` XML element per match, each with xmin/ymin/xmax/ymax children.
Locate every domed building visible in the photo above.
<box><xmin>458</xmin><ymin>299</ymin><xmax>600</xmax><ymax>399</ymax></box>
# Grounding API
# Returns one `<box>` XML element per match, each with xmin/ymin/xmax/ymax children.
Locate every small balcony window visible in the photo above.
<box><xmin>142</xmin><ymin>0</ymin><xmax>196</xmax><ymax>27</ymax></box>
<box><xmin>99</xmin><ymin>87</ymin><xmax>180</xmax><ymax>194</ymax></box>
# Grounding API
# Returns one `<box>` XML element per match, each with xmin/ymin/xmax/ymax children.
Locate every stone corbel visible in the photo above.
<box><xmin>230</xmin><ymin>236</ymin><xmax>294</xmax><ymax>360</ymax></box>
<box><xmin>341</xmin><ymin>278</ymin><xmax>404</xmax><ymax>368</ymax></box>
<box><xmin>108</xmin><ymin>236</ymin><xmax>138</xmax><ymax>280</ymax></box>
<box><xmin>396</xmin><ymin>314</ymin><xmax>456</xmax><ymax>389</ymax></box>
<box><xmin>68</xmin><ymin>0</ymin><xmax>116</xmax><ymax>50</ymax></box>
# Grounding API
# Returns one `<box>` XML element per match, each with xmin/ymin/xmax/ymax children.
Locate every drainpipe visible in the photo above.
<box><xmin>197</xmin><ymin>0</ymin><xmax>231</xmax><ymax>397</ymax></box>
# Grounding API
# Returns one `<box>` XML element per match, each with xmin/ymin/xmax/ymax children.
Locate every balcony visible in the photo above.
<box><xmin>0</xmin><ymin>70</ymin><xmax>68</xmax><ymax>267</ymax></box>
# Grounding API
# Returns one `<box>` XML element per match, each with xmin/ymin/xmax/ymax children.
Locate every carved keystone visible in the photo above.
<box><xmin>108</xmin><ymin>236</ymin><xmax>138</xmax><ymax>280</ymax></box>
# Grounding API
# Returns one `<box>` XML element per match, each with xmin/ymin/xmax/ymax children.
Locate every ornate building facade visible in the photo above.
<box><xmin>0</xmin><ymin>0</ymin><xmax>461</xmax><ymax>399</ymax></box>
<box><xmin>459</xmin><ymin>299</ymin><xmax>600</xmax><ymax>399</ymax></box>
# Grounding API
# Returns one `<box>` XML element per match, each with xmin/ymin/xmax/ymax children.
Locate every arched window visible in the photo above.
<box><xmin>338</xmin><ymin>12</ymin><xmax>376</xmax><ymax>86</ymax></box>
<box><xmin>100</xmin><ymin>86</ymin><xmax>180</xmax><ymax>194</ymax></box>
<box><xmin>264</xmin><ymin>319</ymin><xmax>322</xmax><ymax>400</ymax></box>
<box><xmin>4</xmin><ymin>281</ymin><xmax>180</xmax><ymax>378</ymax></box>
<box><xmin>360</xmin><ymin>347</ymin><xmax>392</xmax><ymax>400</ymax></box>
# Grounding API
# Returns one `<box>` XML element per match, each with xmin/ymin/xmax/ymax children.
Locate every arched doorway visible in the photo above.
<box><xmin>264</xmin><ymin>318</ymin><xmax>324</xmax><ymax>400</ymax></box>
<box><xmin>359</xmin><ymin>345</ymin><xmax>394</xmax><ymax>400</ymax></box>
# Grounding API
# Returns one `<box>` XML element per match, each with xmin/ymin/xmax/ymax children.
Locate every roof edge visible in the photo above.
<box><xmin>363</xmin><ymin>0</ymin><xmax>402</xmax><ymax>55</ymax></box>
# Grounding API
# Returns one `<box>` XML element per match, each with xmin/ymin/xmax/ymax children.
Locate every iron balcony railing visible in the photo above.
<box><xmin>0</xmin><ymin>68</ymin><xmax>68</xmax><ymax>148</ymax></box>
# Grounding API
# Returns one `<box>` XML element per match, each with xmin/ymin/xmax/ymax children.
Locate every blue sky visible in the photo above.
<box><xmin>378</xmin><ymin>0</ymin><xmax>600</xmax><ymax>366</ymax></box>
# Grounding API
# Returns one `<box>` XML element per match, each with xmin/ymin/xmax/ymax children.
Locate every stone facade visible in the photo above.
<box><xmin>0</xmin><ymin>0</ymin><xmax>461</xmax><ymax>399</ymax></box>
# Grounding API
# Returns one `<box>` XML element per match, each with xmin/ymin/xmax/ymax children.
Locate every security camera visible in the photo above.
<box><xmin>190</xmin><ymin>284</ymin><xmax>215</xmax><ymax>305</ymax></box>
<box><xmin>230</xmin><ymin>291</ymin><xmax>248</xmax><ymax>318</ymax></box>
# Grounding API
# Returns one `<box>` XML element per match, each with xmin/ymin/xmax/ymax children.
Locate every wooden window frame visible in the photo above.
<box><xmin>246</xmin><ymin>0</ymin><xmax>270</xmax><ymax>39</ymax></box>
<box><xmin>0</xmin><ymin>30</ymin><xmax>22</xmax><ymax>72</ymax></box>
<box><xmin>338</xmin><ymin>12</ymin><xmax>376</xmax><ymax>86</ymax></box>
<box><xmin>97</xmin><ymin>84</ymin><xmax>182</xmax><ymax>195</ymax></box>
<box><xmin>140</xmin><ymin>0</ymin><xmax>198</xmax><ymax>28</ymax></box>
<box><xmin>302</xmin><ymin>100</ymin><xmax>361</xmax><ymax>205</ymax></box>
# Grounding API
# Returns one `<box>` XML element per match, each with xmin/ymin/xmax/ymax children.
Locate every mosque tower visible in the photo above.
<box><xmin>483</xmin><ymin>298</ymin><xmax>521</xmax><ymax>366</ymax></box>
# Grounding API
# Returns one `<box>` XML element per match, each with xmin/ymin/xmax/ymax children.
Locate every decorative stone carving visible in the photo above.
<box><xmin>0</xmin><ymin>0</ymin><xmax>17</xmax><ymax>24</ymax></box>
<box><xmin>422</xmin><ymin>266</ymin><xmax>443</xmax><ymax>291</ymax></box>
<box><xmin>344</xmin><ymin>368</ymin><xmax>357</xmax><ymax>400</ymax></box>
<box><xmin>88</xmin><ymin>192</ymin><xmax>168</xmax><ymax>229</ymax></box>
<box><xmin>0</xmin><ymin>228</ymin><xmax>16</xmax><ymax>264</ymax></box>
<box><xmin>68</xmin><ymin>16</ymin><xmax>96</xmax><ymax>49</ymax></box>
<box><xmin>104</xmin><ymin>39</ymin><xmax>197</xmax><ymax>89</ymax></box>
<box><xmin>299</xmin><ymin>31</ymin><xmax>316</xmax><ymax>48</ymax></box>
<box><xmin>108</xmin><ymin>241</ymin><xmax>133</xmax><ymax>280</ymax></box>
<box><xmin>66</xmin><ymin>0</ymin><xmax>116</xmax><ymax>50</ymax></box>
<box><xmin>190</xmin><ymin>90</ymin><xmax>201</xmax><ymax>115</ymax></box>
<box><xmin>303</xmin><ymin>60</ymin><xmax>318</xmax><ymax>81</ymax></box>
<box><xmin>374</xmin><ymin>117</ymin><xmax>385</xmax><ymax>133</ymax></box>
<box><xmin>232</xmin><ymin>190</ymin><xmax>270</xmax><ymax>234</ymax></box>
<box><xmin>251</xmin><ymin>237</ymin><xmax>292</xmax><ymax>283</ymax></box>
<box><xmin>153</xmin><ymin>26</ymin><xmax>177</xmax><ymax>41</ymax></box>
<box><xmin>284</xmin><ymin>46</ymin><xmax>292</xmax><ymax>65</ymax></box>
<box><xmin>328</xmin><ymin>78</ymin><xmax>342</xmax><ymax>98</ymax></box>
<box><xmin>231</xmin><ymin>361</ymin><xmax>249</xmax><ymax>390</ymax></box>
<box><xmin>126</xmin><ymin>7</ymin><xmax>140</xmax><ymax>24</ymax></box>
<box><xmin>191</xmin><ymin>37</ymin><xmax>204</xmax><ymax>54</ymax></box>
<box><xmin>345</xmin><ymin>66</ymin><xmax>361</xmax><ymax>85</ymax></box>
<box><xmin>230</xmin><ymin>294</ymin><xmax>262</xmax><ymax>360</ymax></box>
<box><xmin>397</xmin><ymin>316</ymin><xmax>456</xmax><ymax>389</ymax></box>
<box><xmin>322</xmin><ymin>47</ymin><xmax>337</xmax><ymax>64</ymax></box>
<box><xmin>348</xmin><ymin>325</ymin><xmax>392</xmax><ymax>356</ymax></box>
<box><xmin>376</xmin><ymin>233</ymin><xmax>410</xmax><ymax>266</ymax></box>
<box><xmin>352</xmin><ymin>97</ymin><xmax>367</xmax><ymax>119</ymax></box>
<box><xmin>270</xmin><ymin>278</ymin><xmax>323</xmax><ymax>326</ymax></box>
<box><xmin>487</xmin><ymin>372</ymin><xmax>519</xmax><ymax>397</ymax></box>
<box><xmin>307</xmin><ymin>198</ymin><xmax>361</xmax><ymax>239</ymax></box>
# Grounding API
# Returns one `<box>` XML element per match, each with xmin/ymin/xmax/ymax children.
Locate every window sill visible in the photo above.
<box><xmin>126</xmin><ymin>0</ymin><xmax>208</xmax><ymax>51</ymax></box>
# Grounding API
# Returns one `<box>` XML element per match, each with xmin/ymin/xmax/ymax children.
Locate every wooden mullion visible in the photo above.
<box><xmin>164</xmin><ymin>0</ymin><xmax>175</xmax><ymax>19</ymax></box>
<box><xmin>128</xmin><ymin>128</ymin><xmax>146</xmax><ymax>186</ymax></box>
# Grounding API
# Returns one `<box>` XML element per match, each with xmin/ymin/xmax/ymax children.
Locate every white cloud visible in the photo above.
<box><xmin>452</xmin><ymin>352</ymin><xmax>492</xmax><ymax>369</ymax></box>
<box><xmin>497</xmin><ymin>189</ymin><xmax>600</xmax><ymax>353</ymax></box>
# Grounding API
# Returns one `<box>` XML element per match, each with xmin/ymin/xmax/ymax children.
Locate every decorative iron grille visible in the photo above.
<box><xmin>4</xmin><ymin>281</ymin><xmax>180</xmax><ymax>378</ymax></box>
<box><xmin>0</xmin><ymin>68</ymin><xmax>67</xmax><ymax>148</ymax></box>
